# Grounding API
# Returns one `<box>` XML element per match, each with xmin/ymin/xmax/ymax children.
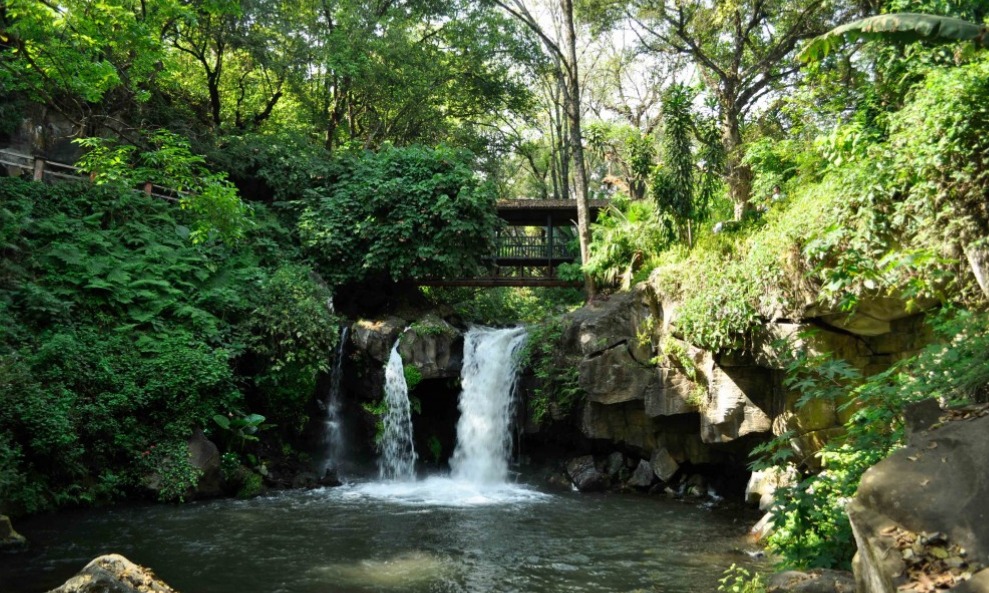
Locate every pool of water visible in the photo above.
<box><xmin>0</xmin><ymin>478</ymin><xmax>763</xmax><ymax>593</ymax></box>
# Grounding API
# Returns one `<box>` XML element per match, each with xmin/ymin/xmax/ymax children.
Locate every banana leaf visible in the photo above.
<box><xmin>799</xmin><ymin>13</ymin><xmax>988</xmax><ymax>63</ymax></box>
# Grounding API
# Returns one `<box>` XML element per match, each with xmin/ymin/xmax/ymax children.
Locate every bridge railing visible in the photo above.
<box><xmin>496</xmin><ymin>234</ymin><xmax>576</xmax><ymax>260</ymax></box>
<box><xmin>0</xmin><ymin>148</ymin><xmax>180</xmax><ymax>202</ymax></box>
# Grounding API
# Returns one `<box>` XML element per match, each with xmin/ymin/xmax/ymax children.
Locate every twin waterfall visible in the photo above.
<box><xmin>378</xmin><ymin>326</ymin><xmax>527</xmax><ymax>484</ymax></box>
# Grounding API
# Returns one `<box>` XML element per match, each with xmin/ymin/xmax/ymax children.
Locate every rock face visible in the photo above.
<box><xmin>848</xmin><ymin>412</ymin><xmax>989</xmax><ymax>593</ymax></box>
<box><xmin>47</xmin><ymin>554</ymin><xmax>178</xmax><ymax>593</ymax></box>
<box><xmin>396</xmin><ymin>316</ymin><xmax>462</xmax><ymax>379</ymax></box>
<box><xmin>0</xmin><ymin>514</ymin><xmax>26</xmax><ymax>550</ymax></box>
<box><xmin>530</xmin><ymin>276</ymin><xmax>934</xmax><ymax>497</ymax></box>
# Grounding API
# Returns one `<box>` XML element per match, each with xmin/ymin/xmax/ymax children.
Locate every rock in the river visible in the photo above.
<box><xmin>47</xmin><ymin>554</ymin><xmax>178</xmax><ymax>593</ymax></box>
<box><xmin>0</xmin><ymin>514</ymin><xmax>26</xmax><ymax>550</ymax></box>
<box><xmin>848</xmin><ymin>411</ymin><xmax>989</xmax><ymax>593</ymax></box>
<box><xmin>187</xmin><ymin>429</ymin><xmax>222</xmax><ymax>498</ymax></box>
<box><xmin>649</xmin><ymin>447</ymin><xmax>679</xmax><ymax>482</ymax></box>
<box><xmin>627</xmin><ymin>459</ymin><xmax>655</xmax><ymax>489</ymax></box>
<box><xmin>565</xmin><ymin>455</ymin><xmax>609</xmax><ymax>492</ymax></box>
<box><xmin>605</xmin><ymin>452</ymin><xmax>626</xmax><ymax>477</ymax></box>
<box><xmin>767</xmin><ymin>569</ymin><xmax>856</xmax><ymax>593</ymax></box>
<box><xmin>746</xmin><ymin>466</ymin><xmax>798</xmax><ymax>512</ymax></box>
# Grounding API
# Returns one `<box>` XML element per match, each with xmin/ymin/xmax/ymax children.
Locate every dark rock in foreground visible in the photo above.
<box><xmin>849</xmin><ymin>410</ymin><xmax>989</xmax><ymax>593</ymax></box>
<box><xmin>0</xmin><ymin>514</ymin><xmax>26</xmax><ymax>550</ymax></box>
<box><xmin>47</xmin><ymin>554</ymin><xmax>178</xmax><ymax>593</ymax></box>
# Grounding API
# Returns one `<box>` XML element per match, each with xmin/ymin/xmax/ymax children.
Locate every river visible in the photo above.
<box><xmin>0</xmin><ymin>478</ymin><xmax>761</xmax><ymax>593</ymax></box>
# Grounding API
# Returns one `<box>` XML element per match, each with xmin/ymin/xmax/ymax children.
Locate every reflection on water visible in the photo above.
<box><xmin>0</xmin><ymin>481</ymin><xmax>763</xmax><ymax>593</ymax></box>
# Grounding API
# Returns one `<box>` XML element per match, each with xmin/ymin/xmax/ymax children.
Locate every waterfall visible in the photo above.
<box><xmin>450</xmin><ymin>326</ymin><xmax>528</xmax><ymax>484</ymax></box>
<box><xmin>320</xmin><ymin>326</ymin><xmax>348</xmax><ymax>475</ymax></box>
<box><xmin>379</xmin><ymin>337</ymin><xmax>417</xmax><ymax>480</ymax></box>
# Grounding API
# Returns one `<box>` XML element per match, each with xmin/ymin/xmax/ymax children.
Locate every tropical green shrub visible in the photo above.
<box><xmin>0</xmin><ymin>177</ymin><xmax>334</xmax><ymax>514</ymax></box>
<box><xmin>297</xmin><ymin>145</ymin><xmax>501</xmax><ymax>285</ymax></box>
<box><xmin>758</xmin><ymin>309</ymin><xmax>989</xmax><ymax>569</ymax></box>
<box><xmin>519</xmin><ymin>316</ymin><xmax>584</xmax><ymax>425</ymax></box>
<box><xmin>584</xmin><ymin>198</ymin><xmax>672</xmax><ymax>288</ymax></box>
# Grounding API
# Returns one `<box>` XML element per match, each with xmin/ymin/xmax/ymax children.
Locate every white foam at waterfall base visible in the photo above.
<box><xmin>356</xmin><ymin>326</ymin><xmax>542</xmax><ymax>505</ymax></box>
<box><xmin>346</xmin><ymin>477</ymin><xmax>549</xmax><ymax>507</ymax></box>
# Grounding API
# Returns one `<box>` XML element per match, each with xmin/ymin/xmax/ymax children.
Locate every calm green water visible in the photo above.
<box><xmin>0</xmin><ymin>479</ymin><xmax>762</xmax><ymax>593</ymax></box>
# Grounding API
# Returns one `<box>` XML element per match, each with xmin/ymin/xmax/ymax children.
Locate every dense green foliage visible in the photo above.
<box><xmin>298</xmin><ymin>145</ymin><xmax>501</xmax><ymax>285</ymax></box>
<box><xmin>754</xmin><ymin>309</ymin><xmax>989</xmax><ymax>569</ymax></box>
<box><xmin>0</xmin><ymin>178</ymin><xmax>336</xmax><ymax>513</ymax></box>
<box><xmin>518</xmin><ymin>316</ymin><xmax>584</xmax><ymax>425</ymax></box>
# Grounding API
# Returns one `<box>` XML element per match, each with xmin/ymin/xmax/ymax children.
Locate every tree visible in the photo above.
<box><xmin>296</xmin><ymin>145</ymin><xmax>502</xmax><ymax>286</ymax></box>
<box><xmin>631</xmin><ymin>0</ymin><xmax>848</xmax><ymax>219</ymax></box>
<box><xmin>494</xmin><ymin>0</ymin><xmax>598</xmax><ymax>297</ymax></box>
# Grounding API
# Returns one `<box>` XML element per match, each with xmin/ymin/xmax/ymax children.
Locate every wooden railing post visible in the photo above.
<box><xmin>32</xmin><ymin>157</ymin><xmax>45</xmax><ymax>182</ymax></box>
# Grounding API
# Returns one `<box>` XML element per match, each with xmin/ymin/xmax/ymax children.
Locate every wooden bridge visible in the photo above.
<box><xmin>419</xmin><ymin>199</ymin><xmax>609</xmax><ymax>287</ymax></box>
<box><xmin>1</xmin><ymin>148</ymin><xmax>608</xmax><ymax>287</ymax></box>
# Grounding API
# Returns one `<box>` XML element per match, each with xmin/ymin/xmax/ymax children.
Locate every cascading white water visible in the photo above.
<box><xmin>320</xmin><ymin>326</ymin><xmax>348</xmax><ymax>475</ymax></box>
<box><xmin>450</xmin><ymin>326</ymin><xmax>528</xmax><ymax>484</ymax></box>
<box><xmin>379</xmin><ymin>338</ymin><xmax>417</xmax><ymax>480</ymax></box>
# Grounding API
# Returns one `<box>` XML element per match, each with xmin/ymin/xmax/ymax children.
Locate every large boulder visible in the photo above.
<box><xmin>351</xmin><ymin>317</ymin><xmax>407</xmax><ymax>363</ymax></box>
<box><xmin>565</xmin><ymin>455</ymin><xmax>609</xmax><ymax>492</ymax></box>
<box><xmin>397</xmin><ymin>316</ymin><xmax>462</xmax><ymax>379</ymax></box>
<box><xmin>745</xmin><ymin>466</ymin><xmax>798</xmax><ymax>512</ymax></box>
<box><xmin>47</xmin><ymin>554</ymin><xmax>178</xmax><ymax>593</ymax></box>
<box><xmin>187</xmin><ymin>430</ymin><xmax>222</xmax><ymax>498</ymax></box>
<box><xmin>0</xmin><ymin>514</ymin><xmax>26</xmax><ymax>550</ymax></box>
<box><xmin>848</xmin><ymin>411</ymin><xmax>989</xmax><ymax>593</ymax></box>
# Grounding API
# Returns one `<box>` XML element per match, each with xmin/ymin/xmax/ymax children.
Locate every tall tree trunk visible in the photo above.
<box><xmin>560</xmin><ymin>0</ymin><xmax>596</xmax><ymax>298</ymax></box>
<box><xmin>722</xmin><ymin>108</ymin><xmax>752</xmax><ymax>221</ymax></box>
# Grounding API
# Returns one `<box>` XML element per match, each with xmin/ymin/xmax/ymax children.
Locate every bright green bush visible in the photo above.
<box><xmin>757</xmin><ymin>309</ymin><xmax>989</xmax><ymax>569</ymax></box>
<box><xmin>0</xmin><ymin>177</ymin><xmax>334</xmax><ymax>514</ymax></box>
<box><xmin>297</xmin><ymin>145</ymin><xmax>501</xmax><ymax>285</ymax></box>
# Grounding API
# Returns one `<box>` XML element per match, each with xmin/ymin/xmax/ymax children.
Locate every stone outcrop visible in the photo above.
<box><xmin>0</xmin><ymin>514</ymin><xmax>26</xmax><ymax>550</ymax></box>
<box><xmin>536</xmin><ymin>275</ymin><xmax>935</xmax><ymax>494</ymax></box>
<box><xmin>47</xmin><ymin>554</ymin><xmax>178</xmax><ymax>593</ymax></box>
<box><xmin>848</xmin><ymin>411</ymin><xmax>989</xmax><ymax>593</ymax></box>
<box><xmin>396</xmin><ymin>316</ymin><xmax>462</xmax><ymax>379</ymax></box>
<box><xmin>351</xmin><ymin>317</ymin><xmax>407</xmax><ymax>363</ymax></box>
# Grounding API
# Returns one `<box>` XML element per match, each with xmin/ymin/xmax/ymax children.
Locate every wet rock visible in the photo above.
<box><xmin>649</xmin><ymin>447</ymin><xmax>679</xmax><ymax>482</ymax></box>
<box><xmin>0</xmin><ymin>515</ymin><xmax>26</xmax><ymax>550</ymax></box>
<box><xmin>684</xmin><ymin>474</ymin><xmax>707</xmax><ymax>497</ymax></box>
<box><xmin>566</xmin><ymin>455</ymin><xmax>609</xmax><ymax>492</ymax></box>
<box><xmin>397</xmin><ymin>316</ymin><xmax>462</xmax><ymax>379</ymax></box>
<box><xmin>187</xmin><ymin>430</ymin><xmax>222</xmax><ymax>498</ymax></box>
<box><xmin>319</xmin><ymin>468</ymin><xmax>342</xmax><ymax>487</ymax></box>
<box><xmin>605</xmin><ymin>452</ymin><xmax>625</xmax><ymax>477</ymax></box>
<box><xmin>351</xmin><ymin>317</ymin><xmax>407</xmax><ymax>363</ymax></box>
<box><xmin>766</xmin><ymin>569</ymin><xmax>856</xmax><ymax>593</ymax></box>
<box><xmin>47</xmin><ymin>554</ymin><xmax>178</xmax><ymax>593</ymax></box>
<box><xmin>627</xmin><ymin>460</ymin><xmax>655</xmax><ymax>489</ymax></box>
